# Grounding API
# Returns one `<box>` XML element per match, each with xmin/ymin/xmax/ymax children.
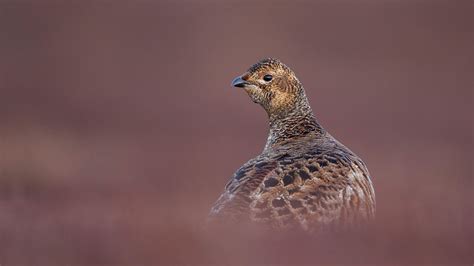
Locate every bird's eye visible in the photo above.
<box><xmin>263</xmin><ymin>74</ymin><xmax>273</xmax><ymax>82</ymax></box>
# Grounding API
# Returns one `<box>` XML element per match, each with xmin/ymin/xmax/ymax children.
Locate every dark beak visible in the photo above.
<box><xmin>231</xmin><ymin>76</ymin><xmax>249</xmax><ymax>88</ymax></box>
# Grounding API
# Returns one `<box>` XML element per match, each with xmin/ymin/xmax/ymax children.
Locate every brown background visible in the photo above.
<box><xmin>0</xmin><ymin>1</ymin><xmax>472</xmax><ymax>265</ymax></box>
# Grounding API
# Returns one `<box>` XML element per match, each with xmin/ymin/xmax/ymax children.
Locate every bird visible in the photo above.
<box><xmin>209</xmin><ymin>58</ymin><xmax>375</xmax><ymax>232</ymax></box>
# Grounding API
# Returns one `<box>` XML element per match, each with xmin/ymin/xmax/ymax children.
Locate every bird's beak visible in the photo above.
<box><xmin>231</xmin><ymin>75</ymin><xmax>250</xmax><ymax>88</ymax></box>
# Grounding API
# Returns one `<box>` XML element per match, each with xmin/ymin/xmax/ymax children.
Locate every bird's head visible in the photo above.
<box><xmin>232</xmin><ymin>58</ymin><xmax>304</xmax><ymax>118</ymax></box>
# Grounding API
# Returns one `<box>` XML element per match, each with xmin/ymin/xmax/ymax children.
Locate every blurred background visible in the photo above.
<box><xmin>0</xmin><ymin>0</ymin><xmax>472</xmax><ymax>264</ymax></box>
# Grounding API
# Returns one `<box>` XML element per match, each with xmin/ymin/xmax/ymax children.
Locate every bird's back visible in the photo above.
<box><xmin>209</xmin><ymin>132</ymin><xmax>375</xmax><ymax>232</ymax></box>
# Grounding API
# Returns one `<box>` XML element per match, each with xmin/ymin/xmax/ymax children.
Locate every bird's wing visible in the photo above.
<box><xmin>209</xmin><ymin>158</ymin><xmax>279</xmax><ymax>222</ymax></box>
<box><xmin>248</xmin><ymin>151</ymin><xmax>376</xmax><ymax>231</ymax></box>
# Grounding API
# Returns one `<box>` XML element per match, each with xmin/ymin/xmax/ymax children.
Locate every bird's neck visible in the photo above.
<box><xmin>264</xmin><ymin>96</ymin><xmax>325</xmax><ymax>151</ymax></box>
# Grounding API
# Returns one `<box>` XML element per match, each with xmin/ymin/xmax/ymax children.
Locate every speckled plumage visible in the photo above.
<box><xmin>209</xmin><ymin>58</ymin><xmax>375</xmax><ymax>232</ymax></box>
